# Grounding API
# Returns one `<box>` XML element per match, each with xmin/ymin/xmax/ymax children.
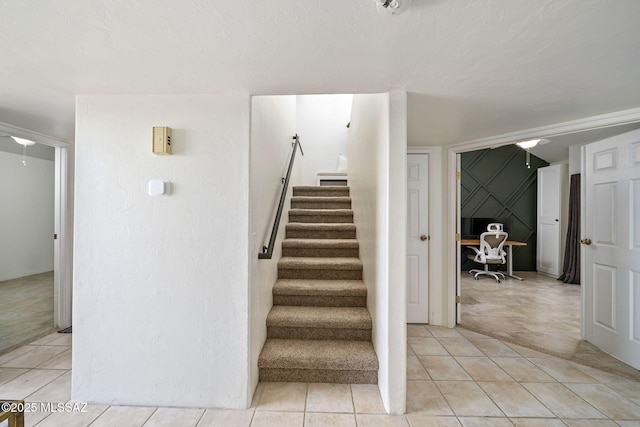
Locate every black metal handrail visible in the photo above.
<box><xmin>259</xmin><ymin>134</ymin><xmax>303</xmax><ymax>259</ymax></box>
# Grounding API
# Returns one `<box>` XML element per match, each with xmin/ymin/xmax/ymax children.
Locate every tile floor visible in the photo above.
<box><xmin>460</xmin><ymin>271</ymin><xmax>640</xmax><ymax>381</ymax></box>
<box><xmin>1</xmin><ymin>327</ymin><xmax>639</xmax><ymax>426</ymax></box>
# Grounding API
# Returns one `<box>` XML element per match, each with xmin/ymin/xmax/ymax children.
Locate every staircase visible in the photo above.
<box><xmin>258</xmin><ymin>186</ymin><xmax>379</xmax><ymax>384</ymax></box>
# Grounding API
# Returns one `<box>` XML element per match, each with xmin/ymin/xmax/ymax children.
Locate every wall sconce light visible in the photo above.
<box><xmin>11</xmin><ymin>136</ymin><xmax>36</xmax><ymax>166</ymax></box>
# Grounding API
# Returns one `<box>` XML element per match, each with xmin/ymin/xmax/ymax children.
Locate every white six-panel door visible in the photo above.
<box><xmin>407</xmin><ymin>153</ymin><xmax>429</xmax><ymax>323</ymax></box>
<box><xmin>584</xmin><ymin>129</ymin><xmax>640</xmax><ymax>369</ymax></box>
<box><xmin>537</xmin><ymin>164</ymin><xmax>568</xmax><ymax>276</ymax></box>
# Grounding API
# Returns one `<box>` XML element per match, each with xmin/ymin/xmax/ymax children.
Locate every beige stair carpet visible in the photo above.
<box><xmin>258</xmin><ymin>185</ymin><xmax>378</xmax><ymax>384</ymax></box>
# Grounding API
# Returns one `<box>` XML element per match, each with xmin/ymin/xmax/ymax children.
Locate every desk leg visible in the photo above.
<box><xmin>506</xmin><ymin>245</ymin><xmax>524</xmax><ymax>281</ymax></box>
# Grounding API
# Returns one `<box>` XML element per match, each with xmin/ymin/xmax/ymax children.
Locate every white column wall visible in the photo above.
<box><xmin>249</xmin><ymin>95</ymin><xmax>298</xmax><ymax>396</ymax></box>
<box><xmin>348</xmin><ymin>92</ymin><xmax>406</xmax><ymax>414</ymax></box>
<box><xmin>296</xmin><ymin>94</ymin><xmax>352</xmax><ymax>185</ymax></box>
<box><xmin>0</xmin><ymin>152</ymin><xmax>54</xmax><ymax>281</ymax></box>
<box><xmin>72</xmin><ymin>94</ymin><xmax>251</xmax><ymax>409</ymax></box>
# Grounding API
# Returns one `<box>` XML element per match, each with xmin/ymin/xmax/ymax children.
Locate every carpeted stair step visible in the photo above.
<box><xmin>278</xmin><ymin>257</ymin><xmax>363</xmax><ymax>280</ymax></box>
<box><xmin>258</xmin><ymin>338</ymin><xmax>378</xmax><ymax>384</ymax></box>
<box><xmin>293</xmin><ymin>186</ymin><xmax>350</xmax><ymax>197</ymax></box>
<box><xmin>286</xmin><ymin>223</ymin><xmax>356</xmax><ymax>239</ymax></box>
<box><xmin>273</xmin><ymin>279</ymin><xmax>367</xmax><ymax>307</ymax></box>
<box><xmin>282</xmin><ymin>239</ymin><xmax>359</xmax><ymax>258</ymax></box>
<box><xmin>291</xmin><ymin>196</ymin><xmax>352</xmax><ymax>210</ymax></box>
<box><xmin>288</xmin><ymin>209</ymin><xmax>354</xmax><ymax>224</ymax></box>
<box><xmin>267</xmin><ymin>306</ymin><xmax>372</xmax><ymax>341</ymax></box>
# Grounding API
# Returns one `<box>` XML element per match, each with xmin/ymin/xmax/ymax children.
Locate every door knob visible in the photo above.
<box><xmin>420</xmin><ymin>235</ymin><xmax>429</xmax><ymax>241</ymax></box>
<box><xmin>580</xmin><ymin>238</ymin><xmax>592</xmax><ymax>245</ymax></box>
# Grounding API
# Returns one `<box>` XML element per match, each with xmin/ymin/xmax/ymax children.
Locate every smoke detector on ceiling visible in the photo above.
<box><xmin>376</xmin><ymin>0</ymin><xmax>412</xmax><ymax>16</ymax></box>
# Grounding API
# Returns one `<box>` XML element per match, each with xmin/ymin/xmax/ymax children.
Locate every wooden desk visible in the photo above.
<box><xmin>461</xmin><ymin>239</ymin><xmax>527</xmax><ymax>281</ymax></box>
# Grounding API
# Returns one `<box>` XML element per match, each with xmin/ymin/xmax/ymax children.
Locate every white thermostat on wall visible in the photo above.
<box><xmin>152</xmin><ymin>126</ymin><xmax>172</xmax><ymax>155</ymax></box>
<box><xmin>149</xmin><ymin>180</ymin><xmax>170</xmax><ymax>196</ymax></box>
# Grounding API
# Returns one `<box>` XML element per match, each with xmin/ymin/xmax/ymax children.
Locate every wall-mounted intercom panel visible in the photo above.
<box><xmin>152</xmin><ymin>126</ymin><xmax>172</xmax><ymax>155</ymax></box>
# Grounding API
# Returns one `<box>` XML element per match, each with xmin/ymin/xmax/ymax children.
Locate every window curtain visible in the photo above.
<box><xmin>558</xmin><ymin>174</ymin><xmax>580</xmax><ymax>284</ymax></box>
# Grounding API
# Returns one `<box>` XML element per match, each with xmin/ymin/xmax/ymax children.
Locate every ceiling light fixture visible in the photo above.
<box><xmin>10</xmin><ymin>136</ymin><xmax>36</xmax><ymax>166</ymax></box>
<box><xmin>514</xmin><ymin>138</ymin><xmax>548</xmax><ymax>169</ymax></box>
<box><xmin>376</xmin><ymin>0</ymin><xmax>412</xmax><ymax>16</ymax></box>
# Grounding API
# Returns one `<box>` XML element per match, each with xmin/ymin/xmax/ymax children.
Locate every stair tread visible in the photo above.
<box><xmin>273</xmin><ymin>279</ymin><xmax>367</xmax><ymax>296</ymax></box>
<box><xmin>286</xmin><ymin>223</ymin><xmax>356</xmax><ymax>230</ymax></box>
<box><xmin>267</xmin><ymin>306</ymin><xmax>372</xmax><ymax>329</ymax></box>
<box><xmin>293</xmin><ymin>186</ymin><xmax>349</xmax><ymax>191</ymax></box>
<box><xmin>289</xmin><ymin>209</ymin><xmax>353</xmax><ymax>215</ymax></box>
<box><xmin>292</xmin><ymin>196</ymin><xmax>351</xmax><ymax>201</ymax></box>
<box><xmin>282</xmin><ymin>239</ymin><xmax>359</xmax><ymax>248</ymax></box>
<box><xmin>258</xmin><ymin>339</ymin><xmax>378</xmax><ymax>371</ymax></box>
<box><xmin>279</xmin><ymin>257</ymin><xmax>363</xmax><ymax>270</ymax></box>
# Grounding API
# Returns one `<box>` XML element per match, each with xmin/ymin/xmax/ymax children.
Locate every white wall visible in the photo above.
<box><xmin>297</xmin><ymin>94</ymin><xmax>352</xmax><ymax>185</ymax></box>
<box><xmin>0</xmin><ymin>151</ymin><xmax>54</xmax><ymax>281</ymax></box>
<box><xmin>569</xmin><ymin>143</ymin><xmax>582</xmax><ymax>175</ymax></box>
<box><xmin>249</xmin><ymin>95</ymin><xmax>298</xmax><ymax>394</ymax></box>
<box><xmin>348</xmin><ymin>92</ymin><xmax>407</xmax><ymax>414</ymax></box>
<box><xmin>73</xmin><ymin>94</ymin><xmax>251</xmax><ymax>409</ymax></box>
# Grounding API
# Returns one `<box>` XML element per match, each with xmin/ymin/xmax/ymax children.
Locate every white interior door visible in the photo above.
<box><xmin>584</xmin><ymin>129</ymin><xmax>640</xmax><ymax>369</ymax></box>
<box><xmin>407</xmin><ymin>153</ymin><xmax>429</xmax><ymax>323</ymax></box>
<box><xmin>537</xmin><ymin>164</ymin><xmax>563</xmax><ymax>276</ymax></box>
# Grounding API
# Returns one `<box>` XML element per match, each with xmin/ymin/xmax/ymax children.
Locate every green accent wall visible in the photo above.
<box><xmin>461</xmin><ymin>145</ymin><xmax>548</xmax><ymax>271</ymax></box>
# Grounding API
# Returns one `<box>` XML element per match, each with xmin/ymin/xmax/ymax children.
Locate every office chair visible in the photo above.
<box><xmin>467</xmin><ymin>228</ymin><xmax>508</xmax><ymax>283</ymax></box>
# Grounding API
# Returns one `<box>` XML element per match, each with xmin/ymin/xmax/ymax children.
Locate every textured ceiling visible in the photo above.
<box><xmin>1</xmin><ymin>0</ymin><xmax>639</xmax><ymax>144</ymax></box>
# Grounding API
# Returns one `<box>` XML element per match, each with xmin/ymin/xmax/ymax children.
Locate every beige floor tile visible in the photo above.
<box><xmin>251</xmin><ymin>383</ymin><xmax>265</xmax><ymax>407</ymax></box>
<box><xmin>356</xmin><ymin>414</ymin><xmax>410</xmax><ymax>427</ymax></box>
<box><xmin>522</xmin><ymin>382</ymin><xmax>606</xmax><ymax>419</ymax></box>
<box><xmin>467</xmin><ymin>338</ymin><xmax>521</xmax><ymax>357</ymax></box>
<box><xmin>26</xmin><ymin>370</ymin><xmax>72</xmax><ymax>403</ymax></box>
<box><xmin>405</xmin><ymin>414</ymin><xmax>462</xmax><ymax>426</ymax></box>
<box><xmin>562</xmin><ymin>420</ymin><xmax>620</xmax><ymax>427</ymax></box>
<box><xmin>408</xmin><ymin>337</ymin><xmax>448</xmax><ymax>356</ymax></box>
<box><xmin>0</xmin><ymin>368</ymin><xmax>28</xmax><ymax>386</ymax></box>
<box><xmin>455</xmin><ymin>356</ymin><xmax>513</xmax><ymax>381</ymax></box>
<box><xmin>250</xmin><ymin>411</ymin><xmax>304</xmax><ymax>427</ymax></box>
<box><xmin>35</xmin><ymin>403</ymin><xmax>108</xmax><ymax>427</ymax></box>
<box><xmin>457</xmin><ymin>329</ymin><xmax>491</xmax><ymax>340</ymax></box>
<box><xmin>566</xmin><ymin>383</ymin><xmax>640</xmax><ymax>420</ymax></box>
<box><xmin>406</xmin><ymin>380</ymin><xmax>453</xmax><ymax>416</ymax></box>
<box><xmin>90</xmin><ymin>405</ymin><xmax>157</xmax><ymax>427</ymax></box>
<box><xmin>435</xmin><ymin>381</ymin><xmax>503</xmax><ymax>417</ymax></box>
<box><xmin>0</xmin><ymin>345</ymin><xmax>39</xmax><ymax>365</ymax></box>
<box><xmin>256</xmin><ymin>382</ymin><xmax>307</xmax><ymax>412</ymax></box>
<box><xmin>478</xmin><ymin>381</ymin><xmax>554</xmax><ymax>418</ymax></box>
<box><xmin>305</xmin><ymin>383</ymin><xmax>353</xmax><ymax>413</ymax></box>
<box><xmin>351</xmin><ymin>384</ymin><xmax>386</xmax><ymax>414</ymax></box>
<box><xmin>426</xmin><ymin>326</ymin><xmax>463</xmax><ymax>338</ymax></box>
<box><xmin>407</xmin><ymin>325</ymin><xmax>432</xmax><ymax>337</ymax></box>
<box><xmin>528</xmin><ymin>358</ymin><xmax>598</xmax><ymax>383</ymax></box>
<box><xmin>491</xmin><ymin>357</ymin><xmax>556</xmax><ymax>382</ymax></box>
<box><xmin>505</xmin><ymin>343</ymin><xmax>554</xmax><ymax>358</ymax></box>
<box><xmin>610</xmin><ymin>382</ymin><xmax>640</xmax><ymax>406</ymax></box>
<box><xmin>197</xmin><ymin>408</ymin><xmax>254</xmax><ymax>427</ymax></box>
<box><xmin>437</xmin><ymin>338</ymin><xmax>484</xmax><ymax>356</ymax></box>
<box><xmin>305</xmin><ymin>412</ymin><xmax>356</xmax><ymax>427</ymax></box>
<box><xmin>24</xmin><ymin>406</ymin><xmax>54</xmax><ymax>425</ymax></box>
<box><xmin>46</xmin><ymin>334</ymin><xmax>72</xmax><ymax>346</ymax></box>
<box><xmin>616</xmin><ymin>421</ymin><xmax>640</xmax><ymax>427</ymax></box>
<box><xmin>573</xmin><ymin>364</ymin><xmax>634</xmax><ymax>386</ymax></box>
<box><xmin>510</xmin><ymin>419</ymin><xmax>567</xmax><ymax>427</ymax></box>
<box><xmin>143</xmin><ymin>407</ymin><xmax>205</xmax><ymax>426</ymax></box>
<box><xmin>0</xmin><ymin>368</ymin><xmax>65</xmax><ymax>399</ymax></box>
<box><xmin>1</xmin><ymin>345</ymin><xmax>68</xmax><ymax>368</ymax></box>
<box><xmin>407</xmin><ymin>356</ymin><xmax>430</xmax><ymax>380</ymax></box>
<box><xmin>37</xmin><ymin>349</ymin><xmax>72</xmax><ymax>370</ymax></box>
<box><xmin>457</xmin><ymin>417</ymin><xmax>514</xmax><ymax>427</ymax></box>
<box><xmin>418</xmin><ymin>356</ymin><xmax>472</xmax><ymax>381</ymax></box>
